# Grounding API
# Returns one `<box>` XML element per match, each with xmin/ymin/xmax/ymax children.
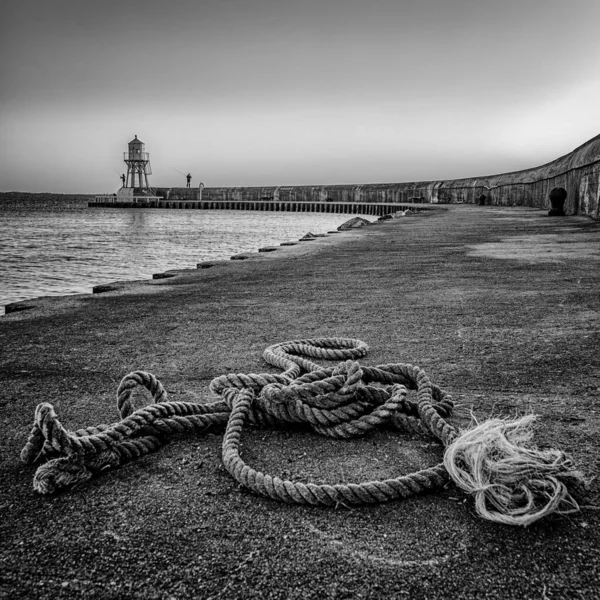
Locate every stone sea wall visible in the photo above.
<box><xmin>195</xmin><ymin>134</ymin><xmax>600</xmax><ymax>218</ymax></box>
<box><xmin>153</xmin><ymin>187</ymin><xmax>202</xmax><ymax>201</ymax></box>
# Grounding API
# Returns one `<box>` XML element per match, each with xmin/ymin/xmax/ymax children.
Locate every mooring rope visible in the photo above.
<box><xmin>20</xmin><ymin>337</ymin><xmax>586</xmax><ymax>526</ymax></box>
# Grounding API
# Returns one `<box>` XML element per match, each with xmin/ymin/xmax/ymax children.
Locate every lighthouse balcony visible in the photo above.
<box><xmin>124</xmin><ymin>151</ymin><xmax>150</xmax><ymax>161</ymax></box>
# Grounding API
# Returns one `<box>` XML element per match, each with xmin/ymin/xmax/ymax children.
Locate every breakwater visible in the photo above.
<box><xmin>91</xmin><ymin>133</ymin><xmax>600</xmax><ymax>218</ymax></box>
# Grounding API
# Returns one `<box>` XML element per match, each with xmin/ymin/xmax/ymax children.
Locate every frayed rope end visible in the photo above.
<box><xmin>443</xmin><ymin>414</ymin><xmax>588</xmax><ymax>526</ymax></box>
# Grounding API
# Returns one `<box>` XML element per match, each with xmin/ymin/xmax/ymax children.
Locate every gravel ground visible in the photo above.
<box><xmin>1</xmin><ymin>205</ymin><xmax>599</xmax><ymax>600</ymax></box>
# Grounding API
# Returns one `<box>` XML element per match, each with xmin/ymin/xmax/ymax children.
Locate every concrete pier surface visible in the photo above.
<box><xmin>1</xmin><ymin>205</ymin><xmax>599</xmax><ymax>599</ymax></box>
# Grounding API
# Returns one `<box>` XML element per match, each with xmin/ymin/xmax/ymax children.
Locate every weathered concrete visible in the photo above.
<box><xmin>154</xmin><ymin>187</ymin><xmax>203</xmax><ymax>202</ymax></box>
<box><xmin>200</xmin><ymin>134</ymin><xmax>600</xmax><ymax>218</ymax></box>
<box><xmin>1</xmin><ymin>205</ymin><xmax>599</xmax><ymax>599</ymax></box>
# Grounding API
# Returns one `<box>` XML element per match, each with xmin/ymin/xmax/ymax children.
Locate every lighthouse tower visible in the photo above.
<box><xmin>124</xmin><ymin>135</ymin><xmax>152</xmax><ymax>189</ymax></box>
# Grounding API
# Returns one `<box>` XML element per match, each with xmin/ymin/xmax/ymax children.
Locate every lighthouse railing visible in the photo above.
<box><xmin>124</xmin><ymin>152</ymin><xmax>150</xmax><ymax>161</ymax></box>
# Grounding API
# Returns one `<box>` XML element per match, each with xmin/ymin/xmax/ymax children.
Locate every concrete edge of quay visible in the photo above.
<box><xmin>1</xmin><ymin>205</ymin><xmax>599</xmax><ymax>599</ymax></box>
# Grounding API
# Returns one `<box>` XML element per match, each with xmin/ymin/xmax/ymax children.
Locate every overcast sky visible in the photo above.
<box><xmin>2</xmin><ymin>0</ymin><xmax>600</xmax><ymax>193</ymax></box>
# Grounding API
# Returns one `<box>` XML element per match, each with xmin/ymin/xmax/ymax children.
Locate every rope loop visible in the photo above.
<box><xmin>117</xmin><ymin>371</ymin><xmax>168</xmax><ymax>418</ymax></box>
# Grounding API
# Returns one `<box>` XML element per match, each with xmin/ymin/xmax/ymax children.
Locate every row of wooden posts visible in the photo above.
<box><xmin>89</xmin><ymin>199</ymin><xmax>430</xmax><ymax>216</ymax></box>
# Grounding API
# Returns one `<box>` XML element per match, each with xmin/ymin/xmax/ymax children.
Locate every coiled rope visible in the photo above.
<box><xmin>20</xmin><ymin>338</ymin><xmax>585</xmax><ymax>526</ymax></box>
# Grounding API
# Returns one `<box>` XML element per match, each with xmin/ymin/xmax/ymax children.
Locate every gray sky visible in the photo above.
<box><xmin>2</xmin><ymin>0</ymin><xmax>600</xmax><ymax>193</ymax></box>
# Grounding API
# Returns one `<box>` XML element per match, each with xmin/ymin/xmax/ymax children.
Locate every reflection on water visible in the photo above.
<box><xmin>0</xmin><ymin>198</ymin><xmax>346</xmax><ymax>311</ymax></box>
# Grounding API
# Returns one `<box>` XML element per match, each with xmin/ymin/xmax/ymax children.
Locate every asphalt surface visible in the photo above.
<box><xmin>1</xmin><ymin>204</ymin><xmax>599</xmax><ymax>599</ymax></box>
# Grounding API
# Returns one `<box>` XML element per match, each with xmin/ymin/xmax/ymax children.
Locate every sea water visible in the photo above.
<box><xmin>0</xmin><ymin>196</ymin><xmax>347</xmax><ymax>312</ymax></box>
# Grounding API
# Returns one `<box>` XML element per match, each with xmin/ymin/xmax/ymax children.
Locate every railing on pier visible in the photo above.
<box><xmin>93</xmin><ymin>195</ymin><xmax>162</xmax><ymax>205</ymax></box>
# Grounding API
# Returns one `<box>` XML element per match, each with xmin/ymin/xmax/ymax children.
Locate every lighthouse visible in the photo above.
<box><xmin>124</xmin><ymin>135</ymin><xmax>152</xmax><ymax>189</ymax></box>
<box><xmin>94</xmin><ymin>135</ymin><xmax>162</xmax><ymax>206</ymax></box>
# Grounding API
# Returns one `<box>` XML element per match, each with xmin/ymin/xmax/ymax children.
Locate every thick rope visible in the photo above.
<box><xmin>20</xmin><ymin>337</ymin><xmax>586</xmax><ymax>525</ymax></box>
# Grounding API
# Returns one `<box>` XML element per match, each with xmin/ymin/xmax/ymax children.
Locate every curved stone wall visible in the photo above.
<box><xmin>201</xmin><ymin>134</ymin><xmax>600</xmax><ymax>218</ymax></box>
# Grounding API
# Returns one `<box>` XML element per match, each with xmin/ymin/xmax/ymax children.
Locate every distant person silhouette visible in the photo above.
<box><xmin>121</xmin><ymin>174</ymin><xmax>126</xmax><ymax>186</ymax></box>
<box><xmin>186</xmin><ymin>173</ymin><xmax>192</xmax><ymax>188</ymax></box>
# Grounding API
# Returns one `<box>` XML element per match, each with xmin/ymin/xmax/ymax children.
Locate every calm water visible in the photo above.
<box><xmin>0</xmin><ymin>196</ymin><xmax>347</xmax><ymax>313</ymax></box>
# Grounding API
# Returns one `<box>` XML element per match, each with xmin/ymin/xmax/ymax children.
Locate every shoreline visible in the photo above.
<box><xmin>1</xmin><ymin>204</ymin><xmax>599</xmax><ymax>599</ymax></box>
<box><xmin>1</xmin><ymin>206</ymin><xmax>352</xmax><ymax>314</ymax></box>
<box><xmin>2</xmin><ymin>214</ymin><xmax>380</xmax><ymax>316</ymax></box>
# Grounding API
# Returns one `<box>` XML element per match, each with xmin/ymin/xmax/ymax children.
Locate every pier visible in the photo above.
<box><xmin>92</xmin><ymin>132</ymin><xmax>600</xmax><ymax>218</ymax></box>
<box><xmin>88</xmin><ymin>198</ymin><xmax>431</xmax><ymax>216</ymax></box>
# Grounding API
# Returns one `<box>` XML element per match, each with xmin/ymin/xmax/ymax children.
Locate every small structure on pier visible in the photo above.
<box><xmin>95</xmin><ymin>135</ymin><xmax>161</xmax><ymax>206</ymax></box>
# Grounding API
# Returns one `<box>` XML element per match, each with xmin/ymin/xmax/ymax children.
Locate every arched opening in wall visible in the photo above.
<box><xmin>548</xmin><ymin>187</ymin><xmax>567</xmax><ymax>216</ymax></box>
